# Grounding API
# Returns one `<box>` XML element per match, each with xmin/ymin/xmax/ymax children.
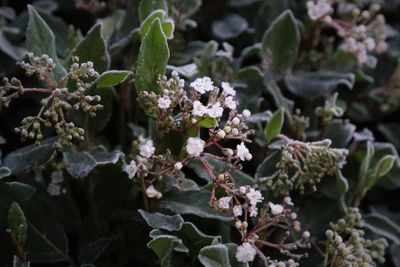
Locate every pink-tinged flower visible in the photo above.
<box><xmin>146</xmin><ymin>185</ymin><xmax>162</xmax><ymax>199</ymax></box>
<box><xmin>125</xmin><ymin>160</ymin><xmax>138</xmax><ymax>179</ymax></box>
<box><xmin>307</xmin><ymin>0</ymin><xmax>333</xmax><ymax>21</ymax></box>
<box><xmin>246</xmin><ymin>188</ymin><xmax>263</xmax><ymax>206</ymax></box>
<box><xmin>269</xmin><ymin>203</ymin><xmax>284</xmax><ymax>215</ymax></box>
<box><xmin>218</xmin><ymin>196</ymin><xmax>232</xmax><ymax>209</ymax></box>
<box><xmin>221</xmin><ymin>81</ymin><xmax>236</xmax><ymax>96</ymax></box>
<box><xmin>139</xmin><ymin>139</ymin><xmax>155</xmax><ymax>158</ymax></box>
<box><xmin>206</xmin><ymin>103</ymin><xmax>224</xmax><ymax>118</ymax></box>
<box><xmin>224</xmin><ymin>96</ymin><xmax>237</xmax><ymax>110</ymax></box>
<box><xmin>192</xmin><ymin>100</ymin><xmax>207</xmax><ymax>116</ymax></box>
<box><xmin>233</xmin><ymin>205</ymin><xmax>243</xmax><ymax>217</ymax></box>
<box><xmin>157</xmin><ymin>95</ymin><xmax>171</xmax><ymax>109</ymax></box>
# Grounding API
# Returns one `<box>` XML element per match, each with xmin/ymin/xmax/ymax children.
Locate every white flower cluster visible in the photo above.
<box><xmin>306</xmin><ymin>0</ymin><xmax>333</xmax><ymax>22</ymax></box>
<box><xmin>124</xmin><ymin>137</ymin><xmax>155</xmax><ymax>179</ymax></box>
<box><xmin>235</xmin><ymin>242</ymin><xmax>257</xmax><ymax>263</ymax></box>
<box><xmin>186</xmin><ymin>137</ymin><xmax>205</xmax><ymax>157</ymax></box>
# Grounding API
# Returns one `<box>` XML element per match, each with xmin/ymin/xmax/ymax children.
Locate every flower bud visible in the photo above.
<box><xmin>174</xmin><ymin>162</ymin><xmax>183</xmax><ymax>171</ymax></box>
<box><xmin>217</xmin><ymin>130</ymin><xmax>226</xmax><ymax>139</ymax></box>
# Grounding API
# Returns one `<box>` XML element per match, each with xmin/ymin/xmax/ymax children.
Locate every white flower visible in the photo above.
<box><xmin>235</xmin><ymin>242</ymin><xmax>256</xmax><ymax>263</ymax></box>
<box><xmin>186</xmin><ymin>137</ymin><xmax>205</xmax><ymax>157</ymax></box>
<box><xmin>139</xmin><ymin>139</ymin><xmax>155</xmax><ymax>158</ymax></box>
<box><xmin>218</xmin><ymin>196</ymin><xmax>232</xmax><ymax>209</ymax></box>
<box><xmin>224</xmin><ymin>96</ymin><xmax>237</xmax><ymax>110</ymax></box>
<box><xmin>125</xmin><ymin>160</ymin><xmax>138</xmax><ymax>179</ymax></box>
<box><xmin>343</xmin><ymin>37</ymin><xmax>358</xmax><ymax>53</ymax></box>
<box><xmin>236</xmin><ymin>142</ymin><xmax>252</xmax><ymax>161</ymax></box>
<box><xmin>248</xmin><ymin>206</ymin><xmax>258</xmax><ymax>217</ymax></box>
<box><xmin>47</xmin><ymin>183</ymin><xmax>61</xmax><ymax>196</ymax></box>
<box><xmin>206</xmin><ymin>103</ymin><xmax>224</xmax><ymax>118</ymax></box>
<box><xmin>269</xmin><ymin>203</ymin><xmax>284</xmax><ymax>215</ymax></box>
<box><xmin>364</xmin><ymin>37</ymin><xmax>376</xmax><ymax>51</ymax></box>
<box><xmin>233</xmin><ymin>205</ymin><xmax>243</xmax><ymax>217</ymax></box>
<box><xmin>146</xmin><ymin>185</ymin><xmax>162</xmax><ymax>199</ymax></box>
<box><xmin>357</xmin><ymin>49</ymin><xmax>368</xmax><ymax>64</ymax></box>
<box><xmin>246</xmin><ymin>188</ymin><xmax>263</xmax><ymax>206</ymax></box>
<box><xmin>375</xmin><ymin>40</ymin><xmax>388</xmax><ymax>54</ymax></box>
<box><xmin>51</xmin><ymin>171</ymin><xmax>63</xmax><ymax>183</ymax></box>
<box><xmin>307</xmin><ymin>0</ymin><xmax>333</xmax><ymax>20</ymax></box>
<box><xmin>174</xmin><ymin>162</ymin><xmax>183</xmax><ymax>170</ymax></box>
<box><xmin>221</xmin><ymin>81</ymin><xmax>236</xmax><ymax>96</ymax></box>
<box><xmin>190</xmin><ymin>77</ymin><xmax>214</xmax><ymax>94</ymax></box>
<box><xmin>242</xmin><ymin>109</ymin><xmax>251</xmax><ymax>118</ymax></box>
<box><xmin>232</xmin><ymin>117</ymin><xmax>240</xmax><ymax>125</ymax></box>
<box><xmin>239</xmin><ymin>186</ymin><xmax>247</xmax><ymax>194</ymax></box>
<box><xmin>157</xmin><ymin>95</ymin><xmax>171</xmax><ymax>109</ymax></box>
<box><xmin>192</xmin><ymin>100</ymin><xmax>207</xmax><ymax>116</ymax></box>
<box><xmin>303</xmin><ymin>231</ymin><xmax>311</xmax><ymax>239</ymax></box>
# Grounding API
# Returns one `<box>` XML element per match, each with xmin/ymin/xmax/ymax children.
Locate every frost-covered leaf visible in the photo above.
<box><xmin>212</xmin><ymin>13</ymin><xmax>248</xmax><ymax>40</ymax></box>
<box><xmin>198</xmin><ymin>244</ymin><xmax>230</xmax><ymax>267</ymax></box>
<box><xmin>285</xmin><ymin>71</ymin><xmax>355</xmax><ymax>99</ymax></box>
<box><xmin>261</xmin><ymin>10</ymin><xmax>300</xmax><ymax>78</ymax></box>
<box><xmin>364</xmin><ymin>213</ymin><xmax>400</xmax><ymax>243</ymax></box>
<box><xmin>94</xmin><ymin>70</ymin><xmax>132</xmax><ymax>88</ymax></box>
<box><xmin>160</xmin><ymin>189</ymin><xmax>232</xmax><ymax>221</ymax></box>
<box><xmin>62</xmin><ymin>146</ymin><xmax>124</xmax><ymax>178</ymax></box>
<box><xmin>3</xmin><ymin>138</ymin><xmax>56</xmax><ymax>175</ymax></box>
<box><xmin>140</xmin><ymin>10</ymin><xmax>174</xmax><ymax>40</ymax></box>
<box><xmin>138</xmin><ymin>209</ymin><xmax>184</xmax><ymax>231</ymax></box>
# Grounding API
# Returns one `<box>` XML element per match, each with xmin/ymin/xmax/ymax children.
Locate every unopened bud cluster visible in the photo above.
<box><xmin>324</xmin><ymin>208</ymin><xmax>387</xmax><ymax>266</ymax></box>
<box><xmin>0</xmin><ymin>53</ymin><xmax>103</xmax><ymax>147</ymax></box>
<box><xmin>261</xmin><ymin>139</ymin><xmax>348</xmax><ymax>196</ymax></box>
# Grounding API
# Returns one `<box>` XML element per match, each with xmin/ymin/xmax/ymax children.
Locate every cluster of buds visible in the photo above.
<box><xmin>307</xmin><ymin>0</ymin><xmax>388</xmax><ymax>65</ymax></box>
<box><xmin>260</xmin><ymin>139</ymin><xmax>348</xmax><ymax>196</ymax></box>
<box><xmin>324</xmin><ymin>208</ymin><xmax>387</xmax><ymax>266</ymax></box>
<box><xmin>0</xmin><ymin>53</ymin><xmax>103</xmax><ymax>147</ymax></box>
<box><xmin>47</xmin><ymin>170</ymin><xmax>66</xmax><ymax>196</ymax></box>
<box><xmin>315</xmin><ymin>92</ymin><xmax>344</xmax><ymax>123</ymax></box>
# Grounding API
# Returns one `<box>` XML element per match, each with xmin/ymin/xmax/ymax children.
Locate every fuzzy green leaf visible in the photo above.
<box><xmin>265</xmin><ymin>107</ymin><xmax>284</xmax><ymax>143</ymax></box>
<box><xmin>335</xmin><ymin>170</ymin><xmax>349</xmax><ymax>195</ymax></box>
<box><xmin>62</xmin><ymin>146</ymin><xmax>124</xmax><ymax>178</ymax></box>
<box><xmin>94</xmin><ymin>70</ymin><xmax>132</xmax><ymax>88</ymax></box>
<box><xmin>135</xmin><ymin>18</ymin><xmax>170</xmax><ymax>94</ymax></box>
<box><xmin>26</xmin><ymin>5</ymin><xmax>67</xmax><ymax>82</ymax></box>
<box><xmin>70</xmin><ymin>24</ymin><xmax>110</xmax><ymax>73</ymax></box>
<box><xmin>147</xmin><ymin>235</ymin><xmax>177</xmax><ymax>267</ymax></box>
<box><xmin>140</xmin><ymin>10</ymin><xmax>174</xmax><ymax>40</ymax></box>
<box><xmin>8</xmin><ymin>202</ymin><xmax>27</xmax><ymax>244</ymax></box>
<box><xmin>261</xmin><ymin>10</ymin><xmax>300</xmax><ymax>78</ymax></box>
<box><xmin>198</xmin><ymin>244</ymin><xmax>230</xmax><ymax>267</ymax></box>
<box><xmin>138</xmin><ymin>209</ymin><xmax>184</xmax><ymax>231</ymax></box>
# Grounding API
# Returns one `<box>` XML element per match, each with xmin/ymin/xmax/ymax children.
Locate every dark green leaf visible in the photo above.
<box><xmin>70</xmin><ymin>24</ymin><xmax>110</xmax><ymax>73</ymax></box>
<box><xmin>263</xmin><ymin>74</ymin><xmax>294</xmax><ymax>114</ymax></box>
<box><xmin>0</xmin><ymin>167</ymin><xmax>11</xmax><ymax>179</ymax></box>
<box><xmin>160</xmin><ymin>189</ymin><xmax>232</xmax><ymax>221</ymax></box>
<box><xmin>325</xmin><ymin>120</ymin><xmax>356</xmax><ymax>148</ymax></box>
<box><xmin>284</xmin><ymin>71</ymin><xmax>355</xmax><ymax>99</ymax></box>
<box><xmin>147</xmin><ymin>235</ymin><xmax>176</xmax><ymax>267</ymax></box>
<box><xmin>79</xmin><ymin>238</ymin><xmax>111</xmax><ymax>264</ymax></box>
<box><xmin>364</xmin><ymin>213</ymin><xmax>400</xmax><ymax>243</ymax></box>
